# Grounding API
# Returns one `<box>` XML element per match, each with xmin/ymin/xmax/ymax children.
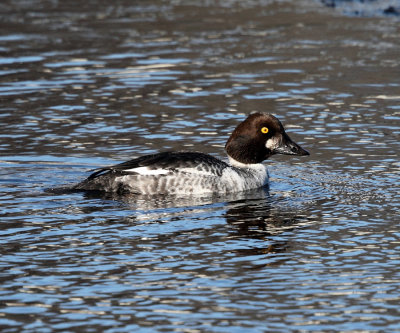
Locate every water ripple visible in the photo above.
<box><xmin>0</xmin><ymin>0</ymin><xmax>399</xmax><ymax>332</ymax></box>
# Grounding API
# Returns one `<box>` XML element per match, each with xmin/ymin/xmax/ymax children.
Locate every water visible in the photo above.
<box><xmin>1</xmin><ymin>0</ymin><xmax>400</xmax><ymax>331</ymax></box>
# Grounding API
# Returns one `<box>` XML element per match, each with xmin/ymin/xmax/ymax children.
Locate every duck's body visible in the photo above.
<box><xmin>73</xmin><ymin>151</ymin><xmax>268</xmax><ymax>195</ymax></box>
<box><xmin>73</xmin><ymin>113</ymin><xmax>309</xmax><ymax>195</ymax></box>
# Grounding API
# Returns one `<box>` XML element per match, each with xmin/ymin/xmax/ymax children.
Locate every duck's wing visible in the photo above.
<box><xmin>87</xmin><ymin>151</ymin><xmax>228</xmax><ymax>180</ymax></box>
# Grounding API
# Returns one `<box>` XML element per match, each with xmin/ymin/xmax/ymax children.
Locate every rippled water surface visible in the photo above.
<box><xmin>1</xmin><ymin>0</ymin><xmax>400</xmax><ymax>331</ymax></box>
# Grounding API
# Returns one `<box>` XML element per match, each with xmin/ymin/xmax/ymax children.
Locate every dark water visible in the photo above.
<box><xmin>1</xmin><ymin>0</ymin><xmax>400</xmax><ymax>331</ymax></box>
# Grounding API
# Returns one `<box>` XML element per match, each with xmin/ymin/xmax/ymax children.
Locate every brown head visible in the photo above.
<box><xmin>225</xmin><ymin>112</ymin><xmax>309</xmax><ymax>164</ymax></box>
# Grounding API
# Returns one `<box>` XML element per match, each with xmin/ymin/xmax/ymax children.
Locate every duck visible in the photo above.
<box><xmin>72</xmin><ymin>112</ymin><xmax>309</xmax><ymax>195</ymax></box>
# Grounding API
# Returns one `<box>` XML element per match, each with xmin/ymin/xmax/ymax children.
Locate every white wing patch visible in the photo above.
<box><xmin>125</xmin><ymin>166</ymin><xmax>169</xmax><ymax>175</ymax></box>
<box><xmin>125</xmin><ymin>165</ymin><xmax>217</xmax><ymax>177</ymax></box>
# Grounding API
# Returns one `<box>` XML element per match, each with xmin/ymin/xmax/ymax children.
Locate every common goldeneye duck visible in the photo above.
<box><xmin>73</xmin><ymin>112</ymin><xmax>309</xmax><ymax>195</ymax></box>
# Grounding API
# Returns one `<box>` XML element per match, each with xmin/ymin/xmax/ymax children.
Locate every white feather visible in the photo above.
<box><xmin>266</xmin><ymin>137</ymin><xmax>280</xmax><ymax>150</ymax></box>
<box><xmin>226</xmin><ymin>157</ymin><xmax>269</xmax><ymax>191</ymax></box>
<box><xmin>125</xmin><ymin>166</ymin><xmax>169</xmax><ymax>175</ymax></box>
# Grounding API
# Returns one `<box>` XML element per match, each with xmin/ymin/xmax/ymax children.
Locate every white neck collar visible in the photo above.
<box><xmin>228</xmin><ymin>156</ymin><xmax>263</xmax><ymax>169</ymax></box>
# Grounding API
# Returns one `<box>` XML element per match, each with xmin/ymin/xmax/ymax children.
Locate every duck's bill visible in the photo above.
<box><xmin>273</xmin><ymin>134</ymin><xmax>310</xmax><ymax>156</ymax></box>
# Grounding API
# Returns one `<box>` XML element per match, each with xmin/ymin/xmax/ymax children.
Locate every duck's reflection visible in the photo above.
<box><xmin>81</xmin><ymin>185</ymin><xmax>312</xmax><ymax>230</ymax></box>
<box><xmin>76</xmin><ymin>186</ymin><xmax>314</xmax><ymax>264</ymax></box>
<box><xmin>80</xmin><ymin>186</ymin><xmax>270</xmax><ymax>211</ymax></box>
<box><xmin>225</xmin><ymin>194</ymin><xmax>309</xmax><ymax>237</ymax></box>
<box><xmin>223</xmin><ymin>194</ymin><xmax>307</xmax><ymax>261</ymax></box>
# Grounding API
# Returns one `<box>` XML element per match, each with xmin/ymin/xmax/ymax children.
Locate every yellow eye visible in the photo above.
<box><xmin>261</xmin><ymin>127</ymin><xmax>269</xmax><ymax>134</ymax></box>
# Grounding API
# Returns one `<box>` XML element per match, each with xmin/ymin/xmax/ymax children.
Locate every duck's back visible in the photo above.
<box><xmin>73</xmin><ymin>151</ymin><xmax>230</xmax><ymax>195</ymax></box>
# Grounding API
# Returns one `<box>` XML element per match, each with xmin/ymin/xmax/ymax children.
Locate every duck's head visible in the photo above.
<box><xmin>225</xmin><ymin>112</ymin><xmax>309</xmax><ymax>164</ymax></box>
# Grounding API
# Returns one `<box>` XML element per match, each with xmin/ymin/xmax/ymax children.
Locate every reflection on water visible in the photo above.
<box><xmin>1</xmin><ymin>0</ymin><xmax>400</xmax><ymax>332</ymax></box>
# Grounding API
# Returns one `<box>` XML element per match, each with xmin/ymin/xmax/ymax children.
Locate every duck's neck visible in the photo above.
<box><xmin>228</xmin><ymin>155</ymin><xmax>264</xmax><ymax>169</ymax></box>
